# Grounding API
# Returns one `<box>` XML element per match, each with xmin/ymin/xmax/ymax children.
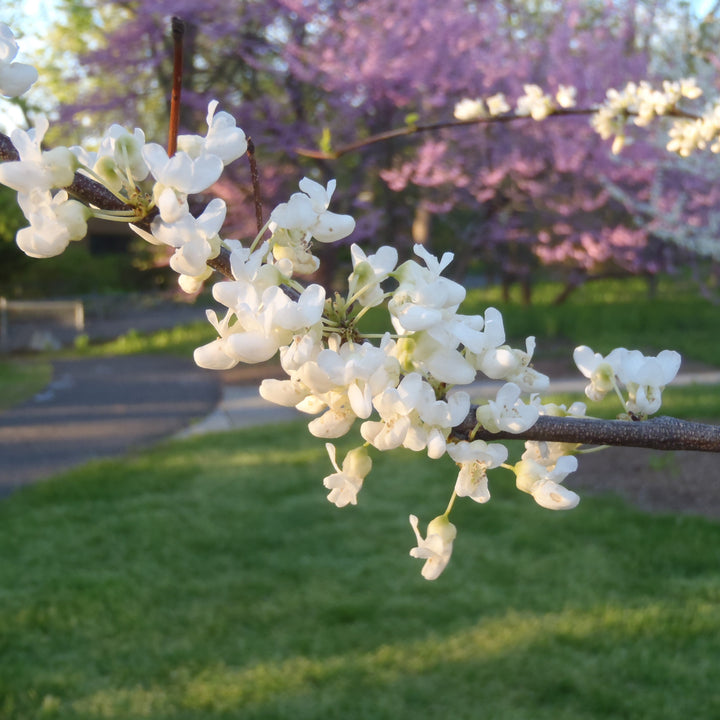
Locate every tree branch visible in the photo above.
<box><xmin>451</xmin><ymin>412</ymin><xmax>720</xmax><ymax>452</ymax></box>
<box><xmin>295</xmin><ymin>107</ymin><xmax>700</xmax><ymax>160</ymax></box>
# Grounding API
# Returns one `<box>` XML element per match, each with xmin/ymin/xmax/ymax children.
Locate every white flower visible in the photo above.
<box><xmin>475</xmin><ymin>382</ymin><xmax>539</xmax><ymax>433</ymax></box>
<box><xmin>270</xmin><ymin>177</ymin><xmax>355</xmax><ymax>244</ymax></box>
<box><xmin>616</xmin><ymin>349</ymin><xmax>681</xmax><ymax>416</ymax></box>
<box><xmin>0</xmin><ymin>23</ymin><xmax>38</xmax><ymax>97</ymax></box>
<box><xmin>323</xmin><ymin>443</ymin><xmax>372</xmax><ymax>507</ymax></box>
<box><xmin>473</xmin><ymin>333</ymin><xmax>549</xmax><ymax>391</ymax></box>
<box><xmin>486</xmin><ymin>93</ymin><xmax>510</xmax><ymax>116</ymax></box>
<box><xmin>516</xmin><ymin>84</ymin><xmax>554</xmax><ymax>121</ymax></box>
<box><xmin>143</xmin><ymin>143</ymin><xmax>224</xmax><ymax>198</ymax></box>
<box><xmin>555</xmin><ymin>85</ymin><xmax>577</xmax><ymax>109</ymax></box>
<box><xmin>361</xmin><ymin>373</ymin><xmax>467</xmax><ymax>458</ymax></box>
<box><xmin>454</xmin><ymin>98</ymin><xmax>486</xmax><ymax>121</ymax></box>
<box><xmin>409</xmin><ymin>514</ymin><xmax>456</xmax><ymax>580</ymax></box>
<box><xmin>447</xmin><ymin>440</ymin><xmax>508</xmax><ymax>503</ymax></box>
<box><xmin>90</xmin><ymin>125</ymin><xmax>149</xmax><ymax>190</ymax></box>
<box><xmin>15</xmin><ymin>189</ymin><xmax>89</xmax><ymax>258</ymax></box>
<box><xmin>177</xmin><ymin>100</ymin><xmax>247</xmax><ymax>165</ymax></box>
<box><xmin>347</xmin><ymin>244</ymin><xmax>398</xmax><ymax>307</ymax></box>
<box><xmin>149</xmin><ymin>198</ymin><xmax>226</xmax><ymax>277</ymax></box>
<box><xmin>0</xmin><ymin>116</ymin><xmax>76</xmax><ymax>193</ymax></box>
<box><xmin>194</xmin><ymin>283</ymin><xmax>326</xmax><ymax>370</ymax></box>
<box><xmin>389</xmin><ymin>244</ymin><xmax>466</xmax><ymax>336</ymax></box>
<box><xmin>515</xmin><ymin>455</ymin><xmax>580</xmax><ymax>510</ymax></box>
<box><xmin>573</xmin><ymin>345</ymin><xmax>625</xmax><ymax>402</ymax></box>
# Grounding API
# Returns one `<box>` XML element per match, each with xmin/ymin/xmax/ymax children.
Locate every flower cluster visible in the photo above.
<box><xmin>0</xmin><ymin>31</ymin><xmax>685</xmax><ymax>581</ymax></box>
<box><xmin>574</xmin><ymin>346</ymin><xmax>681</xmax><ymax>417</ymax></box>
<box><xmin>591</xmin><ymin>79</ymin><xmax>703</xmax><ymax>154</ymax></box>
<box><xmin>454</xmin><ymin>79</ymin><xmax>714</xmax><ymax>158</ymax></box>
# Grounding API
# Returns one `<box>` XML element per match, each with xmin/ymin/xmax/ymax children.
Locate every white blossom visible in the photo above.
<box><xmin>454</xmin><ymin>98</ymin><xmax>487</xmax><ymax>121</ymax></box>
<box><xmin>573</xmin><ymin>345</ymin><xmax>625</xmax><ymax>402</ymax></box>
<box><xmin>447</xmin><ymin>440</ymin><xmax>508</xmax><ymax>503</ymax></box>
<box><xmin>516</xmin><ymin>84</ymin><xmax>554</xmax><ymax>121</ymax></box>
<box><xmin>515</xmin><ymin>455</ymin><xmax>580</xmax><ymax>510</ymax></box>
<box><xmin>177</xmin><ymin>100</ymin><xmax>248</xmax><ymax>165</ymax></box>
<box><xmin>270</xmin><ymin>177</ymin><xmax>355</xmax><ymax>244</ymax></box>
<box><xmin>0</xmin><ymin>23</ymin><xmax>38</xmax><ymax>97</ymax></box>
<box><xmin>323</xmin><ymin>443</ymin><xmax>372</xmax><ymax>507</ymax></box>
<box><xmin>475</xmin><ymin>382</ymin><xmax>539</xmax><ymax>433</ymax></box>
<box><xmin>347</xmin><ymin>244</ymin><xmax>398</xmax><ymax>307</ymax></box>
<box><xmin>0</xmin><ymin>116</ymin><xmax>76</xmax><ymax>193</ymax></box>
<box><xmin>616</xmin><ymin>349</ymin><xmax>681</xmax><ymax>416</ymax></box>
<box><xmin>409</xmin><ymin>514</ymin><xmax>456</xmax><ymax>580</ymax></box>
<box><xmin>15</xmin><ymin>189</ymin><xmax>89</xmax><ymax>258</ymax></box>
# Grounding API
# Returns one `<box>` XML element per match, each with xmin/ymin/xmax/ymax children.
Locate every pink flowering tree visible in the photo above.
<box><xmin>36</xmin><ymin>0</ymin><xmax>720</xmax><ymax>299</ymax></box>
<box><xmin>2</xmin><ymin>15</ymin><xmax>720</xmax><ymax>581</ymax></box>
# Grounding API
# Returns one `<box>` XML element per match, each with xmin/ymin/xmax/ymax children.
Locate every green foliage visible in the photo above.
<box><xmin>462</xmin><ymin>276</ymin><xmax>720</xmax><ymax>365</ymax></box>
<box><xmin>70</xmin><ymin>321</ymin><xmax>217</xmax><ymax>358</ymax></box>
<box><xmin>2</xmin><ymin>423</ymin><xmax>720</xmax><ymax>719</ymax></box>
<box><xmin>0</xmin><ymin>359</ymin><xmax>52</xmax><ymax>410</ymax></box>
<box><xmin>0</xmin><ymin>243</ymin><xmax>170</xmax><ymax>299</ymax></box>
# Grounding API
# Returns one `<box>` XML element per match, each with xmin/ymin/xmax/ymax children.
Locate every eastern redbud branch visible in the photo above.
<box><xmin>295</xmin><ymin>107</ymin><xmax>701</xmax><ymax>160</ymax></box>
<box><xmin>167</xmin><ymin>16</ymin><xmax>185</xmax><ymax>157</ymax></box>
<box><xmin>451</xmin><ymin>412</ymin><xmax>720</xmax><ymax>452</ymax></box>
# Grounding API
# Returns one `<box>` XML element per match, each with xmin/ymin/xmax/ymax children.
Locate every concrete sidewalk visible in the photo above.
<box><xmin>0</xmin><ymin>354</ymin><xmax>220</xmax><ymax>495</ymax></box>
<box><xmin>178</xmin><ymin>368</ymin><xmax>720</xmax><ymax>437</ymax></box>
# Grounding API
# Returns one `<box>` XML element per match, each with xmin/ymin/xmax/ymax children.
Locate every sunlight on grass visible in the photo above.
<box><xmin>2</xmin><ymin>423</ymin><xmax>720</xmax><ymax>719</ymax></box>
<box><xmin>69</xmin><ymin>601</ymin><xmax>719</xmax><ymax>717</ymax></box>
<box><xmin>71</xmin><ymin>321</ymin><xmax>216</xmax><ymax>358</ymax></box>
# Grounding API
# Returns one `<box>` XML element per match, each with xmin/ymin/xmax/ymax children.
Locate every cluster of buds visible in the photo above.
<box><xmin>0</xmin><ymin>24</ymin><xmax>685</xmax><ymax>580</ymax></box>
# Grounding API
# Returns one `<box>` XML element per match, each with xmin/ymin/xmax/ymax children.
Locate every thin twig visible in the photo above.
<box><xmin>295</xmin><ymin>107</ymin><xmax>701</xmax><ymax>160</ymax></box>
<box><xmin>167</xmin><ymin>16</ymin><xmax>185</xmax><ymax>157</ymax></box>
<box><xmin>247</xmin><ymin>137</ymin><xmax>264</xmax><ymax>232</ymax></box>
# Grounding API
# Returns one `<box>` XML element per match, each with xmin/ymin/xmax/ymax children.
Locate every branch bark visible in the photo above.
<box><xmin>451</xmin><ymin>412</ymin><xmax>720</xmax><ymax>452</ymax></box>
<box><xmin>295</xmin><ymin>107</ymin><xmax>700</xmax><ymax>160</ymax></box>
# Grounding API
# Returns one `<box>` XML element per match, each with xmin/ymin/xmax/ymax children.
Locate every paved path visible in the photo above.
<box><xmin>3</xmin><ymin>352</ymin><xmax>720</xmax><ymax>498</ymax></box>
<box><xmin>0</xmin><ymin>355</ymin><xmax>219</xmax><ymax>496</ymax></box>
<box><xmin>180</xmin><ymin>368</ymin><xmax>720</xmax><ymax>436</ymax></box>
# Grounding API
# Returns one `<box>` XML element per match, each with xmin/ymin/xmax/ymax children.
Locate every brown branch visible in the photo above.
<box><xmin>246</xmin><ymin>137</ymin><xmax>263</xmax><ymax>232</ymax></box>
<box><xmin>451</xmin><ymin>412</ymin><xmax>720</xmax><ymax>452</ymax></box>
<box><xmin>295</xmin><ymin>107</ymin><xmax>701</xmax><ymax>160</ymax></box>
<box><xmin>167</xmin><ymin>16</ymin><xmax>185</xmax><ymax>157</ymax></box>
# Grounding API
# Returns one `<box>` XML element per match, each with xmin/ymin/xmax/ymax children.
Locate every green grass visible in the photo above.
<box><xmin>542</xmin><ymin>383</ymin><xmax>720</xmax><ymax>421</ymax></box>
<box><xmin>2</xmin><ymin>422</ymin><xmax>720</xmax><ymax>719</ymax></box>
<box><xmin>461</xmin><ymin>276</ymin><xmax>720</xmax><ymax>365</ymax></box>
<box><xmin>0</xmin><ymin>359</ymin><xmax>51</xmax><ymax>411</ymax></box>
<box><xmin>70</xmin><ymin>321</ymin><xmax>217</xmax><ymax>358</ymax></box>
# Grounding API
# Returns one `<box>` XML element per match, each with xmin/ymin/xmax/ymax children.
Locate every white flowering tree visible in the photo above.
<box><xmin>1</xmin><ymin>21</ymin><xmax>719</xmax><ymax>581</ymax></box>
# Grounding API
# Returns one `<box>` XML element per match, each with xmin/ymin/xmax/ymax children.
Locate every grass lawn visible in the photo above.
<box><xmin>461</xmin><ymin>276</ymin><xmax>720</xmax><ymax>366</ymax></box>
<box><xmin>0</xmin><ymin>359</ymin><xmax>52</xmax><ymax>411</ymax></box>
<box><xmin>2</xmin><ymin>422</ymin><xmax>720</xmax><ymax>719</ymax></box>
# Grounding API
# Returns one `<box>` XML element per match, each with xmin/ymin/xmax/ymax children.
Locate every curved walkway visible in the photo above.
<box><xmin>0</xmin><ymin>354</ymin><xmax>220</xmax><ymax>496</ymax></box>
<box><xmin>2</xmin><ymin>352</ymin><xmax>720</xmax><ymax>498</ymax></box>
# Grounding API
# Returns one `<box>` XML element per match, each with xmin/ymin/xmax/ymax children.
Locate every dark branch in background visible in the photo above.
<box><xmin>167</xmin><ymin>16</ymin><xmax>185</xmax><ymax>157</ymax></box>
<box><xmin>295</xmin><ymin>107</ymin><xmax>701</xmax><ymax>160</ymax></box>
<box><xmin>246</xmin><ymin>138</ymin><xmax>264</xmax><ymax>232</ymax></box>
<box><xmin>451</xmin><ymin>412</ymin><xmax>720</xmax><ymax>452</ymax></box>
